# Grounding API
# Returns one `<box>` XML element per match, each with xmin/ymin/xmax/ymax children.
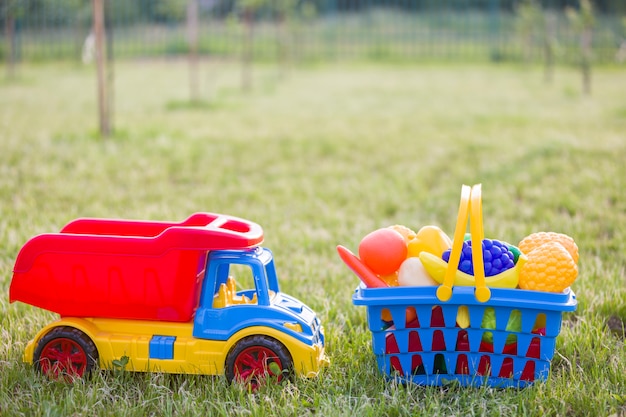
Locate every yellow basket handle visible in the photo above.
<box><xmin>436</xmin><ymin>185</ymin><xmax>470</xmax><ymax>302</ymax></box>
<box><xmin>470</xmin><ymin>184</ymin><xmax>491</xmax><ymax>302</ymax></box>
<box><xmin>436</xmin><ymin>184</ymin><xmax>492</xmax><ymax>303</ymax></box>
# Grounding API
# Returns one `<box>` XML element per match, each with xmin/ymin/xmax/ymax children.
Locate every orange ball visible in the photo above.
<box><xmin>358</xmin><ymin>228</ymin><xmax>408</xmax><ymax>276</ymax></box>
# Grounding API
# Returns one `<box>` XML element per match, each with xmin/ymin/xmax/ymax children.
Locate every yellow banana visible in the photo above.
<box><xmin>418</xmin><ymin>251</ymin><xmax>525</xmax><ymax>289</ymax></box>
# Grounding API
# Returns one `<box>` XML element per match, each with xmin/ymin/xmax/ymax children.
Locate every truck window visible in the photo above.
<box><xmin>229</xmin><ymin>264</ymin><xmax>255</xmax><ymax>292</ymax></box>
<box><xmin>212</xmin><ymin>263</ymin><xmax>258</xmax><ymax>308</ymax></box>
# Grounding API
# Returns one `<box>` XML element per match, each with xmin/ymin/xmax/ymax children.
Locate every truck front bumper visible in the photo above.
<box><xmin>23</xmin><ymin>339</ymin><xmax>35</xmax><ymax>365</ymax></box>
<box><xmin>292</xmin><ymin>340</ymin><xmax>329</xmax><ymax>378</ymax></box>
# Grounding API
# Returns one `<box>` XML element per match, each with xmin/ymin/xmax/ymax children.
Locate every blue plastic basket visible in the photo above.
<box><xmin>348</xmin><ymin>185</ymin><xmax>578</xmax><ymax>388</ymax></box>
<box><xmin>353</xmin><ymin>283</ymin><xmax>577</xmax><ymax>387</ymax></box>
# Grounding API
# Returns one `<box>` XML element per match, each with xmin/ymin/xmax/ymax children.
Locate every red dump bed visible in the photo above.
<box><xmin>9</xmin><ymin>213</ymin><xmax>264</xmax><ymax>322</ymax></box>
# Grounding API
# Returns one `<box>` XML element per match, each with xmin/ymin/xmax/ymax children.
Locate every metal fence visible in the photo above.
<box><xmin>2</xmin><ymin>0</ymin><xmax>626</xmax><ymax>65</ymax></box>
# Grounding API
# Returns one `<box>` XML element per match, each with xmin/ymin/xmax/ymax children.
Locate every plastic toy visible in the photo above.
<box><xmin>338</xmin><ymin>184</ymin><xmax>578</xmax><ymax>387</ymax></box>
<box><xmin>418</xmin><ymin>251</ymin><xmax>522</xmax><ymax>288</ymax></box>
<box><xmin>519</xmin><ymin>231</ymin><xmax>579</xmax><ymax>263</ymax></box>
<box><xmin>397</xmin><ymin>258</ymin><xmax>437</xmax><ymax>287</ymax></box>
<box><xmin>518</xmin><ymin>241</ymin><xmax>578</xmax><ymax>292</ymax></box>
<box><xmin>406</xmin><ymin>225</ymin><xmax>452</xmax><ymax>259</ymax></box>
<box><xmin>442</xmin><ymin>239</ymin><xmax>515</xmax><ymax>277</ymax></box>
<box><xmin>358</xmin><ymin>228</ymin><xmax>407</xmax><ymax>276</ymax></box>
<box><xmin>337</xmin><ymin>245</ymin><xmax>388</xmax><ymax>288</ymax></box>
<box><xmin>9</xmin><ymin>212</ymin><xmax>328</xmax><ymax>386</ymax></box>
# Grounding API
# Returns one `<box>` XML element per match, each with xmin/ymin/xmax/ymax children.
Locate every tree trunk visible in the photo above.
<box><xmin>581</xmin><ymin>27</ymin><xmax>592</xmax><ymax>96</ymax></box>
<box><xmin>5</xmin><ymin>5</ymin><xmax>16</xmax><ymax>78</ymax></box>
<box><xmin>544</xmin><ymin>12</ymin><xmax>556</xmax><ymax>84</ymax></box>
<box><xmin>93</xmin><ymin>0</ymin><xmax>111</xmax><ymax>137</ymax></box>
<box><xmin>187</xmin><ymin>0</ymin><xmax>200</xmax><ymax>103</ymax></box>
<box><xmin>242</xmin><ymin>9</ymin><xmax>254</xmax><ymax>92</ymax></box>
<box><xmin>276</xmin><ymin>14</ymin><xmax>289</xmax><ymax>77</ymax></box>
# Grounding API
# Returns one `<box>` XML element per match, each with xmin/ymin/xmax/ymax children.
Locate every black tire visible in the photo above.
<box><xmin>225</xmin><ymin>335</ymin><xmax>293</xmax><ymax>388</ymax></box>
<box><xmin>33</xmin><ymin>326</ymin><xmax>99</xmax><ymax>380</ymax></box>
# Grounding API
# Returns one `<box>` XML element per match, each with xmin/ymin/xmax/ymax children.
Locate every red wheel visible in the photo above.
<box><xmin>225</xmin><ymin>336</ymin><xmax>292</xmax><ymax>388</ymax></box>
<box><xmin>33</xmin><ymin>327</ymin><xmax>98</xmax><ymax>380</ymax></box>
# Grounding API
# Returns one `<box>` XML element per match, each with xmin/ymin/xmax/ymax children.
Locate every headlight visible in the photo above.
<box><xmin>283</xmin><ymin>322</ymin><xmax>303</xmax><ymax>332</ymax></box>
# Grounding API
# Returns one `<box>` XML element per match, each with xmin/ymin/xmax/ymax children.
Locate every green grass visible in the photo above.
<box><xmin>1</xmin><ymin>59</ymin><xmax>626</xmax><ymax>416</ymax></box>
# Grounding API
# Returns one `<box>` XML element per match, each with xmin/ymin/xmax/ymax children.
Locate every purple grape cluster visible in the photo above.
<box><xmin>442</xmin><ymin>239</ymin><xmax>515</xmax><ymax>277</ymax></box>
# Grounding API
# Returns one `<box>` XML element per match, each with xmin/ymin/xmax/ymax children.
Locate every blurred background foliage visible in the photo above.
<box><xmin>1</xmin><ymin>0</ymin><xmax>625</xmax><ymax>65</ymax></box>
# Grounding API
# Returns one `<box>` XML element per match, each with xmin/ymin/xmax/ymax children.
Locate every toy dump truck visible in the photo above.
<box><xmin>9</xmin><ymin>212</ymin><xmax>327</xmax><ymax>385</ymax></box>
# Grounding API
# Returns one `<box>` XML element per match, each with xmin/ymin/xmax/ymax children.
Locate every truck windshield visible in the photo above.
<box><xmin>228</xmin><ymin>264</ymin><xmax>255</xmax><ymax>292</ymax></box>
<box><xmin>210</xmin><ymin>249</ymin><xmax>279</xmax><ymax>308</ymax></box>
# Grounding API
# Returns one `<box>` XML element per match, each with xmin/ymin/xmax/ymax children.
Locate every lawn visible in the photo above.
<box><xmin>1</xmin><ymin>59</ymin><xmax>625</xmax><ymax>416</ymax></box>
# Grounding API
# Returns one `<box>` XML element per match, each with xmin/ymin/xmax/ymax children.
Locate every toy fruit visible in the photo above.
<box><xmin>397</xmin><ymin>257</ymin><xmax>437</xmax><ymax>287</ymax></box>
<box><xmin>380</xmin><ymin>272</ymin><xmax>399</xmax><ymax>287</ymax></box>
<box><xmin>407</xmin><ymin>225</ymin><xmax>452</xmax><ymax>258</ymax></box>
<box><xmin>519</xmin><ymin>232</ymin><xmax>579</xmax><ymax>264</ymax></box>
<box><xmin>505</xmin><ymin>243</ymin><xmax>522</xmax><ymax>263</ymax></box>
<box><xmin>345</xmin><ymin>184</ymin><xmax>580</xmax><ymax>388</ymax></box>
<box><xmin>419</xmin><ymin>251</ymin><xmax>524</xmax><ymax>289</ymax></box>
<box><xmin>457</xmin><ymin>306</ymin><xmax>470</xmax><ymax>328</ymax></box>
<box><xmin>442</xmin><ymin>239</ymin><xmax>515</xmax><ymax>277</ymax></box>
<box><xmin>390</xmin><ymin>225</ymin><xmax>417</xmax><ymax>243</ymax></box>
<box><xmin>336</xmin><ymin>245</ymin><xmax>388</xmax><ymax>288</ymax></box>
<box><xmin>358</xmin><ymin>228</ymin><xmax>407</xmax><ymax>276</ymax></box>
<box><xmin>518</xmin><ymin>241</ymin><xmax>578</xmax><ymax>292</ymax></box>
<box><xmin>481</xmin><ymin>308</ymin><xmax>522</xmax><ymax>344</ymax></box>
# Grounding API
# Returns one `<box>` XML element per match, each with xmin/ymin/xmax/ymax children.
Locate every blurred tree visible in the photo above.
<box><xmin>105</xmin><ymin>0</ymin><xmax>142</xmax><ymax>25</ymax></box>
<box><xmin>93</xmin><ymin>0</ymin><xmax>111</xmax><ymax>137</ymax></box>
<box><xmin>54</xmin><ymin>0</ymin><xmax>87</xmax><ymax>25</ymax></box>
<box><xmin>616</xmin><ymin>17</ymin><xmax>626</xmax><ymax>63</ymax></box>
<box><xmin>515</xmin><ymin>0</ymin><xmax>559</xmax><ymax>83</ymax></box>
<box><xmin>3</xmin><ymin>0</ymin><xmax>27</xmax><ymax>78</ymax></box>
<box><xmin>300</xmin><ymin>0</ymin><xmax>317</xmax><ymax>21</ymax></box>
<box><xmin>516</xmin><ymin>0</ymin><xmax>543</xmax><ymax>64</ymax></box>
<box><xmin>542</xmin><ymin>9</ymin><xmax>558</xmax><ymax>83</ymax></box>
<box><xmin>566</xmin><ymin>0</ymin><xmax>595</xmax><ymax>96</ymax></box>
<box><xmin>153</xmin><ymin>0</ymin><xmax>187</xmax><ymax>22</ymax></box>
<box><xmin>236</xmin><ymin>0</ymin><xmax>265</xmax><ymax>91</ymax></box>
<box><xmin>187</xmin><ymin>0</ymin><xmax>200</xmax><ymax>102</ymax></box>
<box><xmin>273</xmin><ymin>0</ymin><xmax>296</xmax><ymax>74</ymax></box>
<box><xmin>232</xmin><ymin>0</ymin><xmax>301</xmax><ymax>90</ymax></box>
<box><xmin>275</xmin><ymin>0</ymin><xmax>317</xmax><ymax>70</ymax></box>
<box><xmin>270</xmin><ymin>0</ymin><xmax>297</xmax><ymax>71</ymax></box>
<box><xmin>290</xmin><ymin>0</ymin><xmax>317</xmax><ymax>64</ymax></box>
